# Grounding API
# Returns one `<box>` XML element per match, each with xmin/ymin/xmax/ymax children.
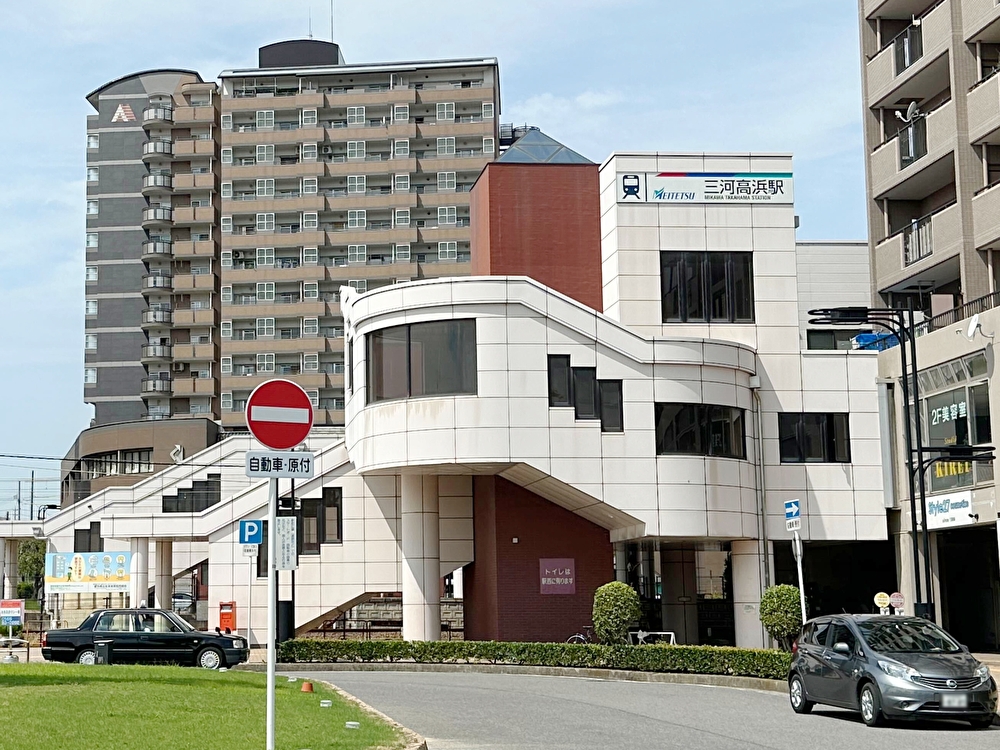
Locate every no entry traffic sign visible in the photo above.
<box><xmin>245</xmin><ymin>379</ymin><xmax>314</xmax><ymax>450</ymax></box>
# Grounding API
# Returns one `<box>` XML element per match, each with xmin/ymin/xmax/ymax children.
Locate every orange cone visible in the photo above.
<box><xmin>300</xmin><ymin>681</ymin><xmax>314</xmax><ymax>693</ymax></box>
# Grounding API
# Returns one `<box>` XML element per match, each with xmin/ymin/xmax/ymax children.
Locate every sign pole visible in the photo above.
<box><xmin>266</xmin><ymin>476</ymin><xmax>277</xmax><ymax>750</ymax></box>
<box><xmin>247</xmin><ymin>557</ymin><xmax>253</xmax><ymax>647</ymax></box>
<box><xmin>792</xmin><ymin>531</ymin><xmax>807</xmax><ymax>624</ymax></box>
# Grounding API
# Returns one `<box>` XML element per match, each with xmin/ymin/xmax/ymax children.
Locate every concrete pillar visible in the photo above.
<box><xmin>401</xmin><ymin>475</ymin><xmax>440</xmax><ymax>641</ymax></box>
<box><xmin>2</xmin><ymin>540</ymin><xmax>18</xmax><ymax>599</ymax></box>
<box><xmin>130</xmin><ymin>538</ymin><xmax>149</xmax><ymax>608</ymax></box>
<box><xmin>660</xmin><ymin>545</ymin><xmax>699</xmax><ymax>644</ymax></box>
<box><xmin>614</xmin><ymin>542</ymin><xmax>628</xmax><ymax>583</ymax></box>
<box><xmin>452</xmin><ymin>566</ymin><xmax>464</xmax><ymax>600</ymax></box>
<box><xmin>732</xmin><ymin>540</ymin><xmax>766</xmax><ymax>649</ymax></box>
<box><xmin>154</xmin><ymin>540</ymin><xmax>173</xmax><ymax>610</ymax></box>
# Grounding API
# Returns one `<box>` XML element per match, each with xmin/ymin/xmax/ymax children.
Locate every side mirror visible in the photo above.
<box><xmin>833</xmin><ymin>642</ymin><xmax>851</xmax><ymax>654</ymax></box>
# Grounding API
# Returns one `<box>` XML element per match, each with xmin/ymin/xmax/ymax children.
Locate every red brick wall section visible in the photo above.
<box><xmin>465</xmin><ymin>476</ymin><xmax>614</xmax><ymax>642</ymax></box>
<box><xmin>469</xmin><ymin>163</ymin><xmax>604</xmax><ymax>312</ymax></box>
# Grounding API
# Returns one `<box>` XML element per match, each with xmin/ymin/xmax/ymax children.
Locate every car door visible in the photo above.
<box><xmin>135</xmin><ymin>611</ymin><xmax>196</xmax><ymax>664</ymax></box>
<box><xmin>823</xmin><ymin>620</ymin><xmax>863</xmax><ymax>707</ymax></box>
<box><xmin>92</xmin><ymin>611</ymin><xmax>140</xmax><ymax>663</ymax></box>
<box><xmin>799</xmin><ymin>619</ymin><xmax>835</xmax><ymax>701</ymax></box>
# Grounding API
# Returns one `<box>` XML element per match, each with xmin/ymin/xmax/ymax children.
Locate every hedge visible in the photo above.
<box><xmin>277</xmin><ymin>639</ymin><xmax>791</xmax><ymax>680</ymax></box>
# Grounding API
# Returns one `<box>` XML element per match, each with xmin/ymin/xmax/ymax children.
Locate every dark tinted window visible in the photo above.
<box><xmin>367</xmin><ymin>326</ymin><xmax>409</xmax><ymax>401</ymax></box>
<box><xmin>655</xmin><ymin>403</ymin><xmax>746</xmax><ymax>459</ymax></box>
<box><xmin>599</xmin><ymin>381</ymin><xmax>624</xmax><ymax>432</ymax></box>
<box><xmin>573</xmin><ymin>368</ymin><xmax>598</xmax><ymax>419</ymax></box>
<box><xmin>778</xmin><ymin>413</ymin><xmax>851</xmax><ymax>463</ymax></box>
<box><xmin>256</xmin><ymin>521</ymin><xmax>268</xmax><ymax>578</ymax></box>
<box><xmin>74</xmin><ymin>521</ymin><xmax>103</xmax><ymax>553</ymax></box>
<box><xmin>323</xmin><ymin>487</ymin><xmax>342</xmax><ymax>543</ymax></box>
<box><xmin>346</xmin><ymin>336</ymin><xmax>353</xmax><ymax>393</ymax></box>
<box><xmin>299</xmin><ymin>499</ymin><xmax>321</xmax><ymax>555</ymax></box>
<box><xmin>811</xmin><ymin>620</ymin><xmax>833</xmax><ymax>647</ymax></box>
<box><xmin>857</xmin><ymin>618</ymin><xmax>961</xmax><ymax>653</ymax></box>
<box><xmin>660</xmin><ymin>251</ymin><xmax>754</xmax><ymax>323</ymax></box>
<box><xmin>806</xmin><ymin>329</ymin><xmax>869</xmax><ymax>350</ymax></box>
<box><xmin>829</xmin><ymin>622</ymin><xmax>857</xmax><ymax>651</ymax></box>
<box><xmin>548</xmin><ymin>355</ymin><xmax>572</xmax><ymax>407</ymax></box>
<box><xmin>367</xmin><ymin>320</ymin><xmax>477</xmax><ymax>403</ymax></box>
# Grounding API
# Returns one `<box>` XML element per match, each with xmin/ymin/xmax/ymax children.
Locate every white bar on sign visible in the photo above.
<box><xmin>250</xmin><ymin>405</ymin><xmax>310</xmax><ymax>424</ymax></box>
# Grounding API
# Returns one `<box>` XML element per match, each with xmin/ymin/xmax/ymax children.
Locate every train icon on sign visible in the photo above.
<box><xmin>621</xmin><ymin>174</ymin><xmax>641</xmax><ymax>199</ymax></box>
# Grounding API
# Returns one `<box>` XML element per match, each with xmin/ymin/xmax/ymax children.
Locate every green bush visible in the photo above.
<box><xmin>592</xmin><ymin>581</ymin><xmax>641</xmax><ymax>644</ymax></box>
<box><xmin>16</xmin><ymin>582</ymin><xmax>34</xmax><ymax>600</ymax></box>
<box><xmin>759</xmin><ymin>584</ymin><xmax>804</xmax><ymax>651</ymax></box>
<box><xmin>277</xmin><ymin>639</ymin><xmax>791</xmax><ymax>680</ymax></box>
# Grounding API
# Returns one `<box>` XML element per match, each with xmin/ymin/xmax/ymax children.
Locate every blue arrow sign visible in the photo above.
<box><xmin>784</xmin><ymin>500</ymin><xmax>801</xmax><ymax>520</ymax></box>
<box><xmin>240</xmin><ymin>519</ymin><xmax>263</xmax><ymax>545</ymax></box>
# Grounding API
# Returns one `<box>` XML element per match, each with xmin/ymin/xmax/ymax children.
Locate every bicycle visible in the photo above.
<box><xmin>566</xmin><ymin>624</ymin><xmax>595</xmax><ymax>644</ymax></box>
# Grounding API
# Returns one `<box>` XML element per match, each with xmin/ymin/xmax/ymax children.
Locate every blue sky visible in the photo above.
<box><xmin>0</xmin><ymin>0</ymin><xmax>866</xmax><ymax>514</ymax></box>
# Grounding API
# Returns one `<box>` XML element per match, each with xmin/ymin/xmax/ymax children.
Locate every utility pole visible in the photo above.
<box><xmin>29</xmin><ymin>471</ymin><xmax>34</xmax><ymax>521</ymax></box>
<box><xmin>16</xmin><ymin>482</ymin><xmax>21</xmax><ymax>521</ymax></box>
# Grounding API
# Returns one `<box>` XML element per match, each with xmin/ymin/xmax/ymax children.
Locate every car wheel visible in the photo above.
<box><xmin>859</xmin><ymin>682</ymin><xmax>884</xmax><ymax>727</ymax></box>
<box><xmin>968</xmin><ymin>717</ymin><xmax>994</xmax><ymax>730</ymax></box>
<box><xmin>76</xmin><ymin>648</ymin><xmax>97</xmax><ymax>665</ymax></box>
<box><xmin>789</xmin><ymin>675</ymin><xmax>813</xmax><ymax>714</ymax></box>
<box><xmin>197</xmin><ymin>646</ymin><xmax>224</xmax><ymax>670</ymax></box>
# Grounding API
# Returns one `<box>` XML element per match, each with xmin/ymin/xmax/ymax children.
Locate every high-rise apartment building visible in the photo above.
<box><xmin>217</xmin><ymin>41</ymin><xmax>498</xmax><ymax>426</ymax></box>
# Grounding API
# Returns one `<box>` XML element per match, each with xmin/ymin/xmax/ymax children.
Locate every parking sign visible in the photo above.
<box><xmin>240</xmin><ymin>520</ymin><xmax>263</xmax><ymax>546</ymax></box>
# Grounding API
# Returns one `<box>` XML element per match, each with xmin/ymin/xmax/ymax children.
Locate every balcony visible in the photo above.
<box><xmin>173</xmin><ymin>273</ymin><xmax>215</xmax><ymax>292</ymax></box>
<box><xmin>141</xmin><ymin>377</ymin><xmax>172</xmax><ymax>394</ymax></box>
<box><xmin>172</xmin><ymin>342</ymin><xmax>216</xmax><ymax>360</ymax></box>
<box><xmin>173</xmin><ymin>138</ymin><xmax>215</xmax><ymax>158</ymax></box>
<box><xmin>866</xmin><ymin>0</ymin><xmax>952</xmax><ymax>108</ymax></box>
<box><xmin>141</xmin><ymin>174</ymin><xmax>173</xmax><ymax>195</ymax></box>
<box><xmin>141</xmin><ymin>308</ymin><xmax>173</xmax><ymax>328</ymax></box>
<box><xmin>224</xmin><ymin>90</ymin><xmax>325</xmax><ymax>111</ymax></box>
<box><xmin>142</xmin><ymin>140</ymin><xmax>174</xmax><ymax>161</ymax></box>
<box><xmin>173</xmin><ymin>105</ymin><xmax>215</xmax><ymax>125</ymax></box>
<box><xmin>142</xmin><ymin>107</ymin><xmax>173</xmax><ymax>127</ymax></box>
<box><xmin>172</xmin><ymin>206</ymin><xmax>215</xmax><ymax>225</ymax></box>
<box><xmin>222</xmin><ymin>336</ymin><xmax>327</xmax><ymax>354</ymax></box>
<box><xmin>140</xmin><ymin>240</ymin><xmax>173</xmax><ymax>261</ymax></box>
<box><xmin>869</xmin><ymin>99</ymin><xmax>955</xmax><ymax>199</ymax></box>
<box><xmin>172</xmin><ymin>240</ymin><xmax>215</xmax><ymax>258</ymax></box>
<box><xmin>141</xmin><ymin>207</ymin><xmax>173</xmax><ymax>227</ymax></box>
<box><xmin>141</xmin><ymin>274</ymin><xmax>173</xmax><ymax>292</ymax></box>
<box><xmin>173</xmin><ymin>307</ymin><xmax>218</xmax><ymax>327</ymax></box>
<box><xmin>140</xmin><ymin>344</ymin><xmax>172</xmax><ymax>362</ymax></box>
<box><xmin>968</xmin><ymin>71</ymin><xmax>1000</xmax><ymax>144</ymax></box>
<box><xmin>172</xmin><ymin>173</ymin><xmax>215</xmax><ymax>191</ymax></box>
<box><xmin>963</xmin><ymin>0</ymin><xmax>1000</xmax><ymax>41</ymax></box>
<box><xmin>171</xmin><ymin>377</ymin><xmax>216</xmax><ymax>396</ymax></box>
<box><xmin>875</xmin><ymin>202</ymin><xmax>962</xmax><ymax>287</ymax></box>
<box><xmin>973</xmin><ymin>181</ymin><xmax>1000</xmax><ymax>250</ymax></box>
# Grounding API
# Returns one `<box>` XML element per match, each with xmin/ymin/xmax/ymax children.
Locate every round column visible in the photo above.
<box><xmin>401</xmin><ymin>475</ymin><xmax>440</xmax><ymax>641</ymax></box>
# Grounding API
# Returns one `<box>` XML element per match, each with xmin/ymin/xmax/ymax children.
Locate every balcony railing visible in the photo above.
<box><xmin>141</xmin><ymin>240</ymin><xmax>173</xmax><ymax>257</ymax></box>
<box><xmin>142</xmin><ymin>107</ymin><xmax>173</xmax><ymax>123</ymax></box>
<box><xmin>141</xmin><ymin>377</ymin><xmax>172</xmax><ymax>393</ymax></box>
<box><xmin>142</xmin><ymin>174</ymin><xmax>173</xmax><ymax>190</ymax></box>
<box><xmin>142</xmin><ymin>207</ymin><xmax>173</xmax><ymax>223</ymax></box>
<box><xmin>903</xmin><ymin>214</ymin><xmax>933</xmax><ymax>265</ymax></box>
<box><xmin>141</xmin><ymin>309</ymin><xmax>173</xmax><ymax>325</ymax></box>
<box><xmin>141</xmin><ymin>274</ymin><xmax>173</xmax><ymax>290</ymax></box>
<box><xmin>141</xmin><ymin>344</ymin><xmax>173</xmax><ymax>359</ymax></box>
<box><xmin>918</xmin><ymin>290</ymin><xmax>1000</xmax><ymax>334</ymax></box>
<box><xmin>142</xmin><ymin>140</ymin><xmax>173</xmax><ymax>157</ymax></box>
<box><xmin>893</xmin><ymin>25</ymin><xmax>923</xmax><ymax>75</ymax></box>
<box><xmin>898</xmin><ymin>117</ymin><xmax>928</xmax><ymax>168</ymax></box>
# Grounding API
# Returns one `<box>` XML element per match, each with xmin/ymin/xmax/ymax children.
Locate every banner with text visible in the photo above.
<box><xmin>617</xmin><ymin>172</ymin><xmax>794</xmax><ymax>204</ymax></box>
<box><xmin>45</xmin><ymin>551</ymin><xmax>132</xmax><ymax>594</ymax></box>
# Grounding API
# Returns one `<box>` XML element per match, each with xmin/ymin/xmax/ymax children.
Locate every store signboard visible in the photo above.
<box><xmin>45</xmin><ymin>552</ymin><xmax>132</xmax><ymax>594</ymax></box>
<box><xmin>540</xmin><ymin>558</ymin><xmax>576</xmax><ymax>595</ymax></box>
<box><xmin>925</xmin><ymin>490</ymin><xmax>975</xmax><ymax>530</ymax></box>
<box><xmin>617</xmin><ymin>172</ymin><xmax>794</xmax><ymax>204</ymax></box>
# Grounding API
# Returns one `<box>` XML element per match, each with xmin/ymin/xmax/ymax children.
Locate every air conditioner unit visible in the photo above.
<box><xmin>233</xmin><ymin>251</ymin><xmax>245</xmax><ymax>259</ymax></box>
<box><xmin>173</xmin><ymin>362</ymin><xmax>185</xmax><ymax>372</ymax></box>
<box><xmin>321</xmin><ymin>146</ymin><xmax>333</xmax><ymax>154</ymax></box>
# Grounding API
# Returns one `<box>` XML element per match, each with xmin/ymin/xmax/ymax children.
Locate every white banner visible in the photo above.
<box><xmin>274</xmin><ymin>516</ymin><xmax>298</xmax><ymax>570</ymax></box>
<box><xmin>925</xmin><ymin>490</ymin><xmax>975</xmax><ymax>530</ymax></box>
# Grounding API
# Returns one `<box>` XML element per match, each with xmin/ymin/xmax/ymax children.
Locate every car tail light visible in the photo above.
<box><xmin>41</xmin><ymin>633</ymin><xmax>46</xmax><ymax>647</ymax></box>
<box><xmin>791</xmin><ymin>639</ymin><xmax>798</xmax><ymax>655</ymax></box>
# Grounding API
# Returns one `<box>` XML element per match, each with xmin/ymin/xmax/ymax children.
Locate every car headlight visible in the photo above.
<box><xmin>878</xmin><ymin>660</ymin><xmax>920</xmax><ymax>682</ymax></box>
<box><xmin>976</xmin><ymin>664</ymin><xmax>991</xmax><ymax>683</ymax></box>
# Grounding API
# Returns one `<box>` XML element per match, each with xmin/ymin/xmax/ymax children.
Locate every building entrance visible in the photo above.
<box><xmin>937</xmin><ymin>524</ymin><xmax>999</xmax><ymax>652</ymax></box>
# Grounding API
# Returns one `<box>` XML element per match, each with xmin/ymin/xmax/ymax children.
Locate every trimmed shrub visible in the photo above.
<box><xmin>759</xmin><ymin>584</ymin><xmax>804</xmax><ymax>651</ymax></box>
<box><xmin>16</xmin><ymin>582</ymin><xmax>34</xmax><ymax>600</ymax></box>
<box><xmin>592</xmin><ymin>581</ymin><xmax>641</xmax><ymax>645</ymax></box>
<box><xmin>277</xmin><ymin>639</ymin><xmax>792</xmax><ymax>680</ymax></box>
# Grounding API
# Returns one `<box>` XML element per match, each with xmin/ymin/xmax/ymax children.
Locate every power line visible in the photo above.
<box><xmin>0</xmin><ymin>452</ymin><xmax>251</xmax><ymax>470</ymax></box>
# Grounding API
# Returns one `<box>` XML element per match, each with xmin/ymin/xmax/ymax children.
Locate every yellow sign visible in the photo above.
<box><xmin>874</xmin><ymin>591</ymin><xmax>890</xmax><ymax>608</ymax></box>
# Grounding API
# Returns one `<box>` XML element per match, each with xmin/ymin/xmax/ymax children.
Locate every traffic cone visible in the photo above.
<box><xmin>301</xmin><ymin>681</ymin><xmax>314</xmax><ymax>693</ymax></box>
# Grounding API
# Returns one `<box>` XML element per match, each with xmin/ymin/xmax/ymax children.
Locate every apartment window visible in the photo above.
<box><xmin>85</xmin><ymin>266</ymin><xmax>98</xmax><ymax>282</ymax></box>
<box><xmin>84</xmin><ymin>367</ymin><xmax>97</xmax><ymax>385</ymax></box>
<box><xmin>302</xmin><ymin>212</ymin><xmax>318</xmax><ymax>230</ymax></box>
<box><xmin>222</xmin><ymin>392</ymin><xmax>233</xmax><ymax>410</ymax></box>
<box><xmin>348</xmin><ymin>244</ymin><xmax>367</xmax><ymax>264</ymax></box>
<box><xmin>257</xmin><ymin>353</ymin><xmax>275</xmax><ymax>373</ymax></box>
<box><xmin>221</xmin><ymin>148</ymin><xmax>233</xmax><ymax>165</ymax></box>
<box><xmin>74</xmin><ymin>522</ymin><xmax>103</xmax><ymax>553</ymax></box>
<box><xmin>347</xmin><ymin>106</ymin><xmax>365</xmax><ymax>125</ymax></box>
<box><xmin>221</xmin><ymin>285</ymin><xmax>232</xmax><ymax>302</ymax></box>
<box><xmin>87</xmin><ymin>133</ymin><xmax>99</xmax><ymax>149</ymax></box>
<box><xmin>301</xmin><ymin>143</ymin><xmax>318</xmax><ymax>161</ymax></box>
<box><xmin>85</xmin><ymin>334</ymin><xmax>97</xmax><ymax>351</ymax></box>
<box><xmin>778</xmin><ymin>413</ymin><xmax>851</xmax><ymax>463</ymax></box>
<box><xmin>303</xmin><ymin>282</ymin><xmax>319</xmax><ymax>299</ymax></box>
<box><xmin>572</xmin><ymin>368</ymin><xmax>599</xmax><ymax>419</ymax></box>
<box><xmin>483</xmin><ymin>137</ymin><xmax>495</xmax><ymax>154</ymax></box>
<box><xmin>302</xmin><ymin>177</ymin><xmax>318</xmax><ymax>195</ymax></box>
<box><xmin>323</xmin><ymin>487</ymin><xmax>343</xmax><ymax>543</ymax></box>
<box><xmin>256</xmin><ymin>282</ymin><xmax>275</xmax><ymax>301</ymax></box>
<box><xmin>256</xmin><ymin>178</ymin><xmax>274</xmax><ymax>197</ymax></box>
<box><xmin>482</xmin><ymin>102</ymin><xmax>494</xmax><ymax>120</ymax></box>
<box><xmin>349</xmin><ymin>279</ymin><xmax>367</xmax><ymax>293</ymax></box>
<box><xmin>393</xmin><ymin>104</ymin><xmax>409</xmax><ymax>122</ymax></box>
<box><xmin>303</xmin><ymin>317</ymin><xmax>319</xmax><ymax>336</ymax></box>
<box><xmin>436</xmin><ymin>102</ymin><xmax>455</xmax><ymax>122</ymax></box>
<box><xmin>806</xmin><ymin>329</ymin><xmax>869</xmax><ymax>351</ymax></box>
<box><xmin>221</xmin><ymin>356</ymin><xmax>232</xmax><ymax>374</ymax></box>
<box><xmin>87</xmin><ymin>167</ymin><xmax>99</xmax><ymax>183</ymax></box>
<box><xmin>347</xmin><ymin>175</ymin><xmax>366</xmax><ymax>194</ymax></box>
<box><xmin>256</xmin><ymin>521</ymin><xmax>268</xmax><ymax>577</ymax></box>
<box><xmin>394</xmin><ymin>244</ymin><xmax>411</xmax><ymax>262</ymax></box>
<box><xmin>85</xmin><ymin>300</ymin><xmax>98</xmax><ymax>316</ymax></box>
<box><xmin>303</xmin><ymin>247</ymin><xmax>318</xmax><ymax>265</ymax></box>
<box><xmin>86</xmin><ymin>233</ymin><xmax>99</xmax><ymax>248</ymax></box>
<box><xmin>256</xmin><ymin>213</ymin><xmax>275</xmax><ymax>231</ymax></box>
<box><xmin>655</xmin><ymin>403</ymin><xmax>747</xmax><ymax>460</ymax></box>
<box><xmin>221</xmin><ymin>182</ymin><xmax>233</xmax><ymax>198</ymax></box>
<box><xmin>256</xmin><ymin>110</ymin><xmax>274</xmax><ymax>130</ymax></box>
<box><xmin>661</xmin><ymin>251</ymin><xmax>754</xmax><ymax>324</ymax></box>
<box><xmin>221</xmin><ymin>114</ymin><xmax>232</xmax><ymax>131</ymax></box>
<box><xmin>394</xmin><ymin>139</ymin><xmax>409</xmax><ymax>157</ymax></box>
<box><xmin>547</xmin><ymin>356</ymin><xmax>573</xmax><ymax>407</ymax></box>
<box><xmin>599</xmin><ymin>381</ymin><xmax>624</xmax><ymax>432</ymax></box>
<box><xmin>347</xmin><ymin>337</ymin><xmax>353</xmax><ymax>392</ymax></box>
<box><xmin>301</xmin><ymin>108</ymin><xmax>318</xmax><ymax>126</ymax></box>
<box><xmin>221</xmin><ymin>216</ymin><xmax>233</xmax><ymax>233</ymax></box>
<box><xmin>438</xmin><ymin>206</ymin><xmax>457</xmax><ymax>225</ymax></box>
<box><xmin>306</xmin><ymin>389</ymin><xmax>319</xmax><ymax>408</ymax></box>
<box><xmin>303</xmin><ymin>353</ymin><xmax>319</xmax><ymax>371</ymax></box>
<box><xmin>347</xmin><ymin>209</ymin><xmax>366</xmax><ymax>228</ymax></box>
<box><xmin>437</xmin><ymin>171</ymin><xmax>456</xmax><ymax>191</ymax></box>
<box><xmin>256</xmin><ymin>144</ymin><xmax>274</xmax><ymax>164</ymax></box>
<box><xmin>394</xmin><ymin>174</ymin><xmax>410</xmax><ymax>192</ymax></box>
<box><xmin>394</xmin><ymin>209</ymin><xmax>410</xmax><ymax>227</ymax></box>
<box><xmin>347</xmin><ymin>141</ymin><xmax>365</xmax><ymax>160</ymax></box>
<box><xmin>437</xmin><ymin>137</ymin><xmax>456</xmax><ymax>156</ymax></box>
<box><xmin>256</xmin><ymin>317</ymin><xmax>275</xmax><ymax>338</ymax></box>
<box><xmin>438</xmin><ymin>241</ymin><xmax>458</xmax><ymax>260</ymax></box>
<box><xmin>121</xmin><ymin>450</ymin><xmax>152</xmax><ymax>474</ymax></box>
<box><xmin>86</xmin><ymin>200</ymin><xmax>99</xmax><ymax>215</ymax></box>
<box><xmin>367</xmin><ymin>320</ymin><xmax>477</xmax><ymax>403</ymax></box>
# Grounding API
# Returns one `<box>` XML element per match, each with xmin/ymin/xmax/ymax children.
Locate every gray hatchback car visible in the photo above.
<box><xmin>788</xmin><ymin>615</ymin><xmax>997</xmax><ymax>728</ymax></box>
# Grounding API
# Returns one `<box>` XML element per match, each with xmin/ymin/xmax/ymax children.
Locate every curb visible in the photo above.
<box><xmin>239</xmin><ymin>661</ymin><xmax>787</xmax><ymax>694</ymax></box>
<box><xmin>310</xmin><ymin>677</ymin><xmax>427</xmax><ymax>750</ymax></box>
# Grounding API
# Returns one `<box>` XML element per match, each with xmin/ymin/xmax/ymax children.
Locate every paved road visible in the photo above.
<box><xmin>298</xmin><ymin>670</ymin><xmax>995</xmax><ymax>750</ymax></box>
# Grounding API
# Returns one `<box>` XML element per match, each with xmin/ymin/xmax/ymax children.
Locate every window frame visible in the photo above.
<box><xmin>347</xmin><ymin>140</ymin><xmax>365</xmax><ymax>160</ymax></box>
<box><xmin>547</xmin><ymin>355</ymin><xmax>573</xmax><ymax>407</ymax></box>
<box><xmin>394</xmin><ymin>139</ymin><xmax>410</xmax><ymax>157</ymax></box>
<box><xmin>437</xmin><ymin>171</ymin><xmax>456</xmax><ymax>191</ymax></box>
<box><xmin>437</xmin><ymin>137</ymin><xmax>456</xmax><ymax>156</ymax></box>
<box><xmin>654</xmin><ymin>402</ymin><xmax>747</xmax><ymax>460</ymax></box>
<box><xmin>778</xmin><ymin>413</ymin><xmax>852</xmax><ymax>464</ymax></box>
<box><xmin>347</xmin><ymin>174</ymin><xmax>366</xmax><ymax>194</ymax></box>
<box><xmin>301</xmin><ymin>108</ymin><xmax>318</xmax><ymax>126</ymax></box>
<box><xmin>393</xmin><ymin>104</ymin><xmax>409</xmax><ymax>122</ymax></box>
<box><xmin>483</xmin><ymin>136</ymin><xmax>495</xmax><ymax>154</ymax></box>
<box><xmin>660</xmin><ymin>251</ymin><xmax>755</xmax><ymax>324</ymax></box>
<box><xmin>394</xmin><ymin>174</ymin><xmax>410</xmax><ymax>193</ymax></box>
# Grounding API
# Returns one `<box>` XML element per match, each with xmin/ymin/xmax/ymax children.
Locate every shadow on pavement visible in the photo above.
<box><xmin>811</xmin><ymin>709</ymin><xmax>992</xmax><ymax>732</ymax></box>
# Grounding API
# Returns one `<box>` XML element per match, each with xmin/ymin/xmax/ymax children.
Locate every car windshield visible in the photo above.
<box><xmin>164</xmin><ymin>611</ymin><xmax>195</xmax><ymax>632</ymax></box>
<box><xmin>857</xmin><ymin>618</ymin><xmax>961</xmax><ymax>654</ymax></box>
<box><xmin>79</xmin><ymin>612</ymin><xmax>100</xmax><ymax>630</ymax></box>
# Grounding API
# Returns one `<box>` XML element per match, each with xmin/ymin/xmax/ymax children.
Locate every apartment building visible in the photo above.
<box><xmin>859</xmin><ymin>0</ymin><xmax>1000</xmax><ymax>649</ymax></box>
<box><xmin>217</xmin><ymin>40</ymin><xmax>499</xmax><ymax>428</ymax></box>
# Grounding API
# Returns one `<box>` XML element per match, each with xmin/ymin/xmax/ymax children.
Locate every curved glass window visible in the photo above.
<box><xmin>655</xmin><ymin>403</ymin><xmax>746</xmax><ymax>459</ymax></box>
<box><xmin>367</xmin><ymin>320</ymin><xmax>477</xmax><ymax>403</ymax></box>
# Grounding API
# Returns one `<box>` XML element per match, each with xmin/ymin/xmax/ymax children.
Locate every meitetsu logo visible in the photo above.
<box><xmin>653</xmin><ymin>188</ymin><xmax>696</xmax><ymax>201</ymax></box>
<box><xmin>928</xmin><ymin>496</ymin><xmax>970</xmax><ymax>517</ymax></box>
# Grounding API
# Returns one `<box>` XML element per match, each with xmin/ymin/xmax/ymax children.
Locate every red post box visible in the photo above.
<box><xmin>219</xmin><ymin>601</ymin><xmax>236</xmax><ymax>633</ymax></box>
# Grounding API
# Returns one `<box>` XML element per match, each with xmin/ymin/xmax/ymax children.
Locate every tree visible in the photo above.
<box><xmin>759</xmin><ymin>584</ymin><xmax>804</xmax><ymax>651</ymax></box>
<box><xmin>592</xmin><ymin>581</ymin><xmax>641</xmax><ymax>644</ymax></box>
<box><xmin>17</xmin><ymin>540</ymin><xmax>45</xmax><ymax>599</ymax></box>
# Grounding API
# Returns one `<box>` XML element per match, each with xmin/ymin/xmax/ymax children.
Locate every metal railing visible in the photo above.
<box><xmin>142</xmin><ymin>174</ymin><xmax>173</xmax><ymax>190</ymax></box>
<box><xmin>902</xmin><ymin>214</ymin><xmax>933</xmax><ymax>265</ymax></box>
<box><xmin>141</xmin><ymin>344</ymin><xmax>173</xmax><ymax>359</ymax></box>
<box><xmin>918</xmin><ymin>290</ymin><xmax>1000</xmax><ymax>334</ymax></box>
<box><xmin>142</xmin><ymin>140</ymin><xmax>173</xmax><ymax>157</ymax></box>
<box><xmin>143</xmin><ymin>107</ymin><xmax>173</xmax><ymax>123</ymax></box>
<box><xmin>142</xmin><ymin>207</ymin><xmax>173</xmax><ymax>222</ymax></box>
<box><xmin>141</xmin><ymin>309</ymin><xmax>173</xmax><ymax>325</ymax></box>
<box><xmin>141</xmin><ymin>240</ymin><xmax>173</xmax><ymax>257</ymax></box>
<box><xmin>893</xmin><ymin>25</ymin><xmax>923</xmax><ymax>75</ymax></box>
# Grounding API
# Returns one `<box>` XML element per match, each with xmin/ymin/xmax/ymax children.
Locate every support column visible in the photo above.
<box><xmin>130</xmin><ymin>538</ymin><xmax>149</xmax><ymax>608</ymax></box>
<box><xmin>401</xmin><ymin>475</ymin><xmax>440</xmax><ymax>641</ymax></box>
<box><xmin>614</xmin><ymin>542</ymin><xmax>628</xmax><ymax>583</ymax></box>
<box><xmin>154</xmin><ymin>540</ymin><xmax>173</xmax><ymax>610</ymax></box>
<box><xmin>2</xmin><ymin>540</ymin><xmax>18</xmax><ymax>599</ymax></box>
<box><xmin>731</xmin><ymin>540</ymin><xmax>766</xmax><ymax>648</ymax></box>
<box><xmin>452</xmin><ymin>566</ymin><xmax>463</xmax><ymax>600</ymax></box>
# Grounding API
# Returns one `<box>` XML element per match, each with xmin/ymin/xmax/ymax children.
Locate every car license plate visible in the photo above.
<box><xmin>941</xmin><ymin>693</ymin><xmax>968</xmax><ymax>709</ymax></box>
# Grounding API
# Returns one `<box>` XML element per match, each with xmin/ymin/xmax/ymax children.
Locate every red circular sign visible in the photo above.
<box><xmin>245</xmin><ymin>379</ymin><xmax>314</xmax><ymax>450</ymax></box>
<box><xmin>889</xmin><ymin>592</ymin><xmax>905</xmax><ymax>609</ymax></box>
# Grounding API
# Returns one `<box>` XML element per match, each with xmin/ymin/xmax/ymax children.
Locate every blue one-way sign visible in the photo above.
<box><xmin>240</xmin><ymin>519</ymin><xmax>263</xmax><ymax>545</ymax></box>
<box><xmin>784</xmin><ymin>500</ymin><xmax>800</xmax><ymax>520</ymax></box>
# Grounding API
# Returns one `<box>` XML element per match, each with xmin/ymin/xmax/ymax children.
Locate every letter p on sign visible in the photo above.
<box><xmin>240</xmin><ymin>520</ymin><xmax>263</xmax><ymax>545</ymax></box>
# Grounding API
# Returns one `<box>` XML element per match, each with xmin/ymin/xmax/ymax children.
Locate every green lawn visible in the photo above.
<box><xmin>0</xmin><ymin>663</ymin><xmax>404</xmax><ymax>750</ymax></box>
